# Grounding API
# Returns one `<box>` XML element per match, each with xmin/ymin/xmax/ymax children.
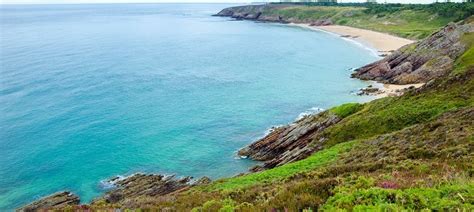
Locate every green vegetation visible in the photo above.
<box><xmin>363</xmin><ymin>3</ymin><xmax>474</xmax><ymax>21</ymax></box>
<box><xmin>322</xmin><ymin>177</ymin><xmax>474</xmax><ymax>211</ymax></box>
<box><xmin>265</xmin><ymin>3</ymin><xmax>473</xmax><ymax>39</ymax></box>
<box><xmin>205</xmin><ymin>141</ymin><xmax>355</xmax><ymax>191</ymax></box>
<box><xmin>86</xmin><ymin>16</ymin><xmax>474</xmax><ymax>211</ymax></box>
<box><xmin>329</xmin><ymin>103</ymin><xmax>363</xmax><ymax>118</ymax></box>
<box><xmin>453</xmin><ymin>33</ymin><xmax>474</xmax><ymax>75</ymax></box>
<box><xmin>322</xmin><ymin>77</ymin><xmax>473</xmax><ymax>147</ymax></box>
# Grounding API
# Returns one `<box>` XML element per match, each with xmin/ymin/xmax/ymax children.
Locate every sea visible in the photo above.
<box><xmin>0</xmin><ymin>3</ymin><xmax>379</xmax><ymax>209</ymax></box>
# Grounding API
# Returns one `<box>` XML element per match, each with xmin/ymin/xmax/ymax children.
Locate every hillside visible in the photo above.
<box><xmin>215</xmin><ymin>3</ymin><xmax>474</xmax><ymax>39</ymax></box>
<box><xmin>20</xmin><ymin>8</ymin><xmax>474</xmax><ymax>212</ymax></box>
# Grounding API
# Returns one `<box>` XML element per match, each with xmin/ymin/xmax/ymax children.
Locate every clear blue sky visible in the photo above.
<box><xmin>0</xmin><ymin>0</ymin><xmax>464</xmax><ymax>4</ymax></box>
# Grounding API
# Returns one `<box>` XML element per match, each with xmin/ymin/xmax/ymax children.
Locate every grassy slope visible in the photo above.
<box><xmin>88</xmin><ymin>31</ymin><xmax>474</xmax><ymax>210</ymax></box>
<box><xmin>264</xmin><ymin>5</ymin><xmax>462</xmax><ymax>39</ymax></box>
<box><xmin>205</xmin><ymin>141</ymin><xmax>355</xmax><ymax>191</ymax></box>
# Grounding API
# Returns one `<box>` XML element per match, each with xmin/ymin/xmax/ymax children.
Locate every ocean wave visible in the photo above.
<box><xmin>295</xmin><ymin>107</ymin><xmax>324</xmax><ymax>121</ymax></box>
<box><xmin>99</xmin><ymin>175</ymin><xmax>127</xmax><ymax>190</ymax></box>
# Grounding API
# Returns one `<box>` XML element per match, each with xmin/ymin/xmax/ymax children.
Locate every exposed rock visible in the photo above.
<box><xmin>239</xmin><ymin>111</ymin><xmax>342</xmax><ymax>170</ymax></box>
<box><xmin>352</xmin><ymin>21</ymin><xmax>474</xmax><ymax>84</ymax></box>
<box><xmin>215</xmin><ymin>4</ymin><xmax>331</xmax><ymax>25</ymax></box>
<box><xmin>309</xmin><ymin>19</ymin><xmax>333</xmax><ymax>26</ymax></box>
<box><xmin>18</xmin><ymin>191</ymin><xmax>80</xmax><ymax>212</ymax></box>
<box><xmin>93</xmin><ymin>174</ymin><xmax>192</xmax><ymax>204</ymax></box>
<box><xmin>356</xmin><ymin>86</ymin><xmax>383</xmax><ymax>96</ymax></box>
<box><xmin>193</xmin><ymin>176</ymin><xmax>212</xmax><ymax>185</ymax></box>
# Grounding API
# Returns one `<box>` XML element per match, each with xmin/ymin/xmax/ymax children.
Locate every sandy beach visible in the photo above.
<box><xmin>291</xmin><ymin>23</ymin><xmax>415</xmax><ymax>56</ymax></box>
<box><xmin>378</xmin><ymin>83</ymin><xmax>424</xmax><ymax>97</ymax></box>
<box><xmin>290</xmin><ymin>23</ymin><xmax>423</xmax><ymax>97</ymax></box>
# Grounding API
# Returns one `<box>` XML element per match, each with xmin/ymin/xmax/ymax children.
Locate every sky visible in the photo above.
<box><xmin>0</xmin><ymin>0</ymin><xmax>465</xmax><ymax>4</ymax></box>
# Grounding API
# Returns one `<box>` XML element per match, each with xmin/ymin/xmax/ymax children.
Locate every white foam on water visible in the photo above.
<box><xmin>295</xmin><ymin>107</ymin><xmax>324</xmax><ymax>121</ymax></box>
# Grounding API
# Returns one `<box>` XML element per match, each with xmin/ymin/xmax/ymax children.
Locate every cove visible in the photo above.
<box><xmin>0</xmin><ymin>3</ymin><xmax>378</xmax><ymax>209</ymax></box>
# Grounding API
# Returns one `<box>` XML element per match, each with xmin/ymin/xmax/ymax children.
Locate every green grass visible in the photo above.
<box><xmin>264</xmin><ymin>5</ymin><xmax>457</xmax><ymax>39</ymax></box>
<box><xmin>452</xmin><ymin>33</ymin><xmax>474</xmax><ymax>75</ymax></box>
<box><xmin>322</xmin><ymin>177</ymin><xmax>474</xmax><ymax>210</ymax></box>
<box><xmin>203</xmin><ymin>141</ymin><xmax>356</xmax><ymax>191</ymax></box>
<box><xmin>323</xmin><ymin>74</ymin><xmax>474</xmax><ymax>147</ymax></box>
<box><xmin>329</xmin><ymin>103</ymin><xmax>364</xmax><ymax>118</ymax></box>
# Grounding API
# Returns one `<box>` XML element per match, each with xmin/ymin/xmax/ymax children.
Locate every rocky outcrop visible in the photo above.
<box><xmin>92</xmin><ymin>174</ymin><xmax>198</xmax><ymax>204</ymax></box>
<box><xmin>239</xmin><ymin>111</ymin><xmax>341</xmax><ymax>171</ymax></box>
<box><xmin>21</xmin><ymin>174</ymin><xmax>212</xmax><ymax>209</ymax></box>
<box><xmin>215</xmin><ymin>4</ymin><xmax>333</xmax><ymax>25</ymax></box>
<box><xmin>18</xmin><ymin>191</ymin><xmax>79</xmax><ymax>211</ymax></box>
<box><xmin>352</xmin><ymin>20</ymin><xmax>474</xmax><ymax>84</ymax></box>
<box><xmin>356</xmin><ymin>85</ymin><xmax>383</xmax><ymax>96</ymax></box>
<box><xmin>215</xmin><ymin>4</ymin><xmax>285</xmax><ymax>22</ymax></box>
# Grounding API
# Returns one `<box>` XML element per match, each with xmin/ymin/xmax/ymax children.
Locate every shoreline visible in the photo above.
<box><xmin>366</xmin><ymin>82</ymin><xmax>425</xmax><ymax>98</ymax></box>
<box><xmin>289</xmin><ymin>23</ymin><xmax>423</xmax><ymax>98</ymax></box>
<box><xmin>290</xmin><ymin>23</ymin><xmax>415</xmax><ymax>56</ymax></box>
<box><xmin>18</xmin><ymin>11</ymin><xmax>425</xmax><ymax>210</ymax></box>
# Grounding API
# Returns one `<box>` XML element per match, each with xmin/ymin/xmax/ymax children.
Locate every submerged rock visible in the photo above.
<box><xmin>18</xmin><ymin>191</ymin><xmax>79</xmax><ymax>212</ymax></box>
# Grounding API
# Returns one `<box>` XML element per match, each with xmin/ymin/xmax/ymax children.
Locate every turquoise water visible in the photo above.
<box><xmin>0</xmin><ymin>3</ymin><xmax>378</xmax><ymax>209</ymax></box>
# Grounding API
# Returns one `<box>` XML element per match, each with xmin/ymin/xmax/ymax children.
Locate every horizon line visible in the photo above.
<box><xmin>0</xmin><ymin>2</ymin><xmax>255</xmax><ymax>5</ymax></box>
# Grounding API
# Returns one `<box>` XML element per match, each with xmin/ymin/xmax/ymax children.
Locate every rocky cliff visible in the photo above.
<box><xmin>239</xmin><ymin>111</ymin><xmax>341</xmax><ymax>171</ymax></box>
<box><xmin>93</xmin><ymin>174</ymin><xmax>193</xmax><ymax>205</ymax></box>
<box><xmin>214</xmin><ymin>4</ymin><xmax>332</xmax><ymax>25</ymax></box>
<box><xmin>18</xmin><ymin>192</ymin><xmax>80</xmax><ymax>212</ymax></box>
<box><xmin>352</xmin><ymin>20</ymin><xmax>474</xmax><ymax>84</ymax></box>
<box><xmin>19</xmin><ymin>174</ymin><xmax>211</xmax><ymax>210</ymax></box>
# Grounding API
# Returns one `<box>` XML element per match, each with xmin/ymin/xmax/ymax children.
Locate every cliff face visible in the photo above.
<box><xmin>215</xmin><ymin>4</ymin><xmax>333</xmax><ymax>25</ymax></box>
<box><xmin>215</xmin><ymin>5</ymin><xmax>286</xmax><ymax>23</ymax></box>
<box><xmin>352</xmin><ymin>21</ymin><xmax>474</xmax><ymax>84</ymax></box>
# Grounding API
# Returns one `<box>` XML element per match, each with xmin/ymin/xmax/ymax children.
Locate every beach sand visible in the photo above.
<box><xmin>378</xmin><ymin>83</ymin><xmax>424</xmax><ymax>97</ymax></box>
<box><xmin>291</xmin><ymin>23</ymin><xmax>415</xmax><ymax>56</ymax></box>
<box><xmin>290</xmin><ymin>23</ymin><xmax>424</xmax><ymax>98</ymax></box>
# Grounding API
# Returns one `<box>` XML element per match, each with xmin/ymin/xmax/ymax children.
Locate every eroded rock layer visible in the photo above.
<box><xmin>214</xmin><ymin>4</ymin><xmax>332</xmax><ymax>25</ymax></box>
<box><xmin>352</xmin><ymin>21</ymin><xmax>474</xmax><ymax>84</ymax></box>
<box><xmin>18</xmin><ymin>191</ymin><xmax>80</xmax><ymax>212</ymax></box>
<box><xmin>239</xmin><ymin>111</ymin><xmax>341</xmax><ymax>171</ymax></box>
<box><xmin>93</xmin><ymin>174</ymin><xmax>199</xmax><ymax>204</ymax></box>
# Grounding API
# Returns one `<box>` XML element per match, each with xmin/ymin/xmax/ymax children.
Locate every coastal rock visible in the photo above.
<box><xmin>193</xmin><ymin>176</ymin><xmax>212</xmax><ymax>185</ymax></box>
<box><xmin>356</xmin><ymin>86</ymin><xmax>383</xmax><ymax>96</ymax></box>
<box><xmin>309</xmin><ymin>19</ymin><xmax>333</xmax><ymax>26</ymax></box>
<box><xmin>239</xmin><ymin>111</ymin><xmax>342</xmax><ymax>170</ymax></box>
<box><xmin>215</xmin><ymin>4</ymin><xmax>331</xmax><ymax>25</ymax></box>
<box><xmin>93</xmin><ymin>174</ymin><xmax>192</xmax><ymax>204</ymax></box>
<box><xmin>18</xmin><ymin>191</ymin><xmax>80</xmax><ymax>211</ymax></box>
<box><xmin>352</xmin><ymin>21</ymin><xmax>474</xmax><ymax>84</ymax></box>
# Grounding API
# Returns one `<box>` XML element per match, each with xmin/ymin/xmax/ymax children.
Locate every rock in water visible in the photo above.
<box><xmin>352</xmin><ymin>20</ymin><xmax>474</xmax><ymax>84</ymax></box>
<box><xmin>18</xmin><ymin>191</ymin><xmax>80</xmax><ymax>212</ymax></box>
